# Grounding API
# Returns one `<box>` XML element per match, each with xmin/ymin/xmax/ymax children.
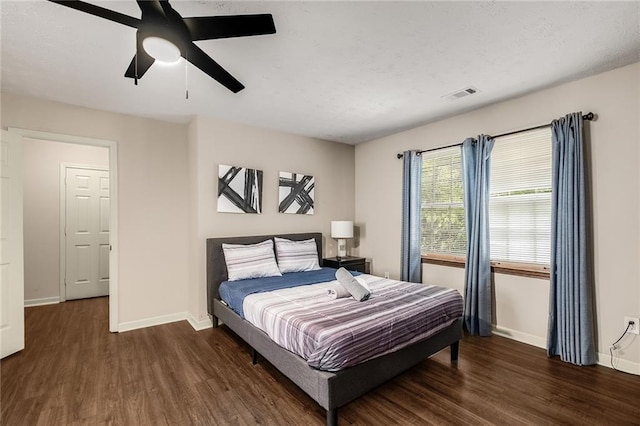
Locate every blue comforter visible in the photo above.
<box><xmin>219</xmin><ymin>267</ymin><xmax>360</xmax><ymax>317</ymax></box>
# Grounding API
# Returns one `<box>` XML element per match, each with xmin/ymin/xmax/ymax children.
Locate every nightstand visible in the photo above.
<box><xmin>323</xmin><ymin>256</ymin><xmax>367</xmax><ymax>273</ymax></box>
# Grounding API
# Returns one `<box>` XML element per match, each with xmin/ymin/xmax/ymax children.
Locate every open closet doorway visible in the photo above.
<box><xmin>9</xmin><ymin>128</ymin><xmax>119</xmax><ymax>332</ymax></box>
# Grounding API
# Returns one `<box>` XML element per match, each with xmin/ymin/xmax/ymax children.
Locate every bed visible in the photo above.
<box><xmin>207</xmin><ymin>232</ymin><xmax>463</xmax><ymax>426</ymax></box>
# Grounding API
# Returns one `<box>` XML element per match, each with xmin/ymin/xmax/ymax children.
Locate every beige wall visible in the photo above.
<box><xmin>423</xmin><ymin>265</ymin><xmax>549</xmax><ymax>347</ymax></box>
<box><xmin>188</xmin><ymin>116</ymin><xmax>356</xmax><ymax>323</ymax></box>
<box><xmin>1</xmin><ymin>93</ymin><xmax>356</xmax><ymax>330</ymax></box>
<box><xmin>1</xmin><ymin>93</ymin><xmax>190</xmax><ymax>326</ymax></box>
<box><xmin>22</xmin><ymin>138</ymin><xmax>108</xmax><ymax>302</ymax></box>
<box><xmin>355</xmin><ymin>62</ymin><xmax>640</xmax><ymax>372</ymax></box>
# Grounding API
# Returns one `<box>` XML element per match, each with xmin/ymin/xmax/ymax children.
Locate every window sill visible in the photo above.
<box><xmin>421</xmin><ymin>254</ymin><xmax>550</xmax><ymax>280</ymax></box>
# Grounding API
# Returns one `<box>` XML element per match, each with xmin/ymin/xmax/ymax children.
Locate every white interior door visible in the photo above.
<box><xmin>1</xmin><ymin>130</ymin><xmax>25</xmax><ymax>359</ymax></box>
<box><xmin>65</xmin><ymin>167</ymin><xmax>109</xmax><ymax>300</ymax></box>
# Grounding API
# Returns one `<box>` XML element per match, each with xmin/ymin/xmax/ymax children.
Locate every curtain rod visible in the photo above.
<box><xmin>396</xmin><ymin>112</ymin><xmax>595</xmax><ymax>159</ymax></box>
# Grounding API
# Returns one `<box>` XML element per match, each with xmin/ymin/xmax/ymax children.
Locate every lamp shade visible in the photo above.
<box><xmin>331</xmin><ymin>221</ymin><xmax>354</xmax><ymax>239</ymax></box>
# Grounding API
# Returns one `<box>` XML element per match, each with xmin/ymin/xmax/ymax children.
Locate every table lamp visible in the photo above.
<box><xmin>331</xmin><ymin>221</ymin><xmax>353</xmax><ymax>258</ymax></box>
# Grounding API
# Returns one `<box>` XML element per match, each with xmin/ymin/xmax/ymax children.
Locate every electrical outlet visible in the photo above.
<box><xmin>624</xmin><ymin>316</ymin><xmax>640</xmax><ymax>335</ymax></box>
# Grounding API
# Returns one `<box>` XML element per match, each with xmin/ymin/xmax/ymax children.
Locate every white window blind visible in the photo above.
<box><xmin>489</xmin><ymin>127</ymin><xmax>552</xmax><ymax>265</ymax></box>
<box><xmin>421</xmin><ymin>146</ymin><xmax>466</xmax><ymax>256</ymax></box>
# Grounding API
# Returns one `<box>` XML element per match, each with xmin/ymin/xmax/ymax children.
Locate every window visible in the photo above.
<box><xmin>421</xmin><ymin>127</ymin><xmax>552</xmax><ymax>271</ymax></box>
<box><xmin>421</xmin><ymin>147</ymin><xmax>466</xmax><ymax>257</ymax></box>
<box><xmin>489</xmin><ymin>127</ymin><xmax>552</xmax><ymax>266</ymax></box>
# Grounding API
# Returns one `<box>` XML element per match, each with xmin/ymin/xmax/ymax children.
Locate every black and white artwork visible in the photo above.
<box><xmin>278</xmin><ymin>171</ymin><xmax>314</xmax><ymax>214</ymax></box>
<box><xmin>218</xmin><ymin>165</ymin><xmax>263</xmax><ymax>214</ymax></box>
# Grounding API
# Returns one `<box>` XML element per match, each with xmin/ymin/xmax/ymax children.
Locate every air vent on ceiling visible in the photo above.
<box><xmin>442</xmin><ymin>86</ymin><xmax>479</xmax><ymax>101</ymax></box>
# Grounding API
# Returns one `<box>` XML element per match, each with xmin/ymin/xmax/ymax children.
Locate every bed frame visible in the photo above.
<box><xmin>207</xmin><ymin>232</ymin><xmax>463</xmax><ymax>426</ymax></box>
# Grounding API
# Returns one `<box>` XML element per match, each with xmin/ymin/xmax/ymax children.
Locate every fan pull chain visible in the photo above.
<box><xmin>185</xmin><ymin>53</ymin><xmax>189</xmax><ymax>99</ymax></box>
<box><xmin>134</xmin><ymin>52</ymin><xmax>138</xmax><ymax>85</ymax></box>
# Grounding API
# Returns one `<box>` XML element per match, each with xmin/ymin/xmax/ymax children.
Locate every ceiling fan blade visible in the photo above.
<box><xmin>158</xmin><ymin>1</ymin><xmax>183</xmax><ymax>22</ymax></box>
<box><xmin>136</xmin><ymin>0</ymin><xmax>166</xmax><ymax>20</ymax></box>
<box><xmin>47</xmin><ymin>0</ymin><xmax>140</xmax><ymax>28</ymax></box>
<box><xmin>183</xmin><ymin>15</ymin><xmax>276</xmax><ymax>41</ymax></box>
<box><xmin>124</xmin><ymin>52</ymin><xmax>155</xmax><ymax>80</ymax></box>
<box><xmin>185</xmin><ymin>43</ymin><xmax>244</xmax><ymax>93</ymax></box>
<box><xmin>124</xmin><ymin>32</ymin><xmax>156</xmax><ymax>80</ymax></box>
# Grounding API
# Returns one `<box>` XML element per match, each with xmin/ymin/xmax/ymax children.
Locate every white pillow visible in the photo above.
<box><xmin>222</xmin><ymin>239</ymin><xmax>282</xmax><ymax>281</ymax></box>
<box><xmin>274</xmin><ymin>237</ymin><xmax>321</xmax><ymax>273</ymax></box>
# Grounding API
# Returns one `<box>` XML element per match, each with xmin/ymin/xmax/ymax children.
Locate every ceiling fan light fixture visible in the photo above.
<box><xmin>47</xmin><ymin>0</ymin><xmax>276</xmax><ymax>92</ymax></box>
<box><xmin>142</xmin><ymin>36</ymin><xmax>181</xmax><ymax>64</ymax></box>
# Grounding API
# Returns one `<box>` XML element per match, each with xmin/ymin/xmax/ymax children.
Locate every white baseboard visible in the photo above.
<box><xmin>493</xmin><ymin>325</ymin><xmax>640</xmax><ymax>376</ymax></box>
<box><xmin>597</xmin><ymin>350</ymin><xmax>640</xmax><ymax>375</ymax></box>
<box><xmin>492</xmin><ymin>325</ymin><xmax>546</xmax><ymax>349</ymax></box>
<box><xmin>187</xmin><ymin>313</ymin><xmax>213</xmax><ymax>331</ymax></box>
<box><xmin>118</xmin><ymin>312</ymin><xmax>187</xmax><ymax>333</ymax></box>
<box><xmin>118</xmin><ymin>311</ymin><xmax>213</xmax><ymax>333</ymax></box>
<box><xmin>24</xmin><ymin>297</ymin><xmax>60</xmax><ymax>307</ymax></box>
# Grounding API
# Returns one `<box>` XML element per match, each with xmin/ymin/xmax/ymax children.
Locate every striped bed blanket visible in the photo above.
<box><xmin>243</xmin><ymin>274</ymin><xmax>463</xmax><ymax>371</ymax></box>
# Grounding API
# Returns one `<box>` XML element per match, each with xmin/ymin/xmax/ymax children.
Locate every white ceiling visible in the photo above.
<box><xmin>2</xmin><ymin>1</ymin><xmax>639</xmax><ymax>144</ymax></box>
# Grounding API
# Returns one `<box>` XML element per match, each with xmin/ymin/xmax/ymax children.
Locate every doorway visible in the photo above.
<box><xmin>9</xmin><ymin>128</ymin><xmax>119</xmax><ymax>332</ymax></box>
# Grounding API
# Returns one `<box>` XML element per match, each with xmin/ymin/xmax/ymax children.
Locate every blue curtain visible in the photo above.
<box><xmin>401</xmin><ymin>150</ymin><xmax>422</xmax><ymax>283</ymax></box>
<box><xmin>461</xmin><ymin>136</ymin><xmax>494</xmax><ymax>336</ymax></box>
<box><xmin>547</xmin><ymin>113</ymin><xmax>596</xmax><ymax>365</ymax></box>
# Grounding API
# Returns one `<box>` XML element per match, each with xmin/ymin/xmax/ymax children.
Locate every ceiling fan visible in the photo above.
<box><xmin>48</xmin><ymin>0</ymin><xmax>276</xmax><ymax>93</ymax></box>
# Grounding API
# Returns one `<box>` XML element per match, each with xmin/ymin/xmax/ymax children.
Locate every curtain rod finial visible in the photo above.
<box><xmin>397</xmin><ymin>153</ymin><xmax>403</xmax><ymax>159</ymax></box>
<box><xmin>583</xmin><ymin>112</ymin><xmax>595</xmax><ymax>121</ymax></box>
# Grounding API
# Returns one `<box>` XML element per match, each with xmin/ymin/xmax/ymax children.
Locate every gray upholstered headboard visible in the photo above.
<box><xmin>206</xmin><ymin>232</ymin><xmax>323</xmax><ymax>315</ymax></box>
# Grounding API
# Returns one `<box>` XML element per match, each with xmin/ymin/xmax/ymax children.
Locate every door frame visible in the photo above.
<box><xmin>59</xmin><ymin>164</ymin><xmax>110</xmax><ymax>303</ymax></box>
<box><xmin>8</xmin><ymin>128</ymin><xmax>119</xmax><ymax>332</ymax></box>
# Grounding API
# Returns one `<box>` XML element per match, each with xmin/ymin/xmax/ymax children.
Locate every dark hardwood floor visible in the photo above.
<box><xmin>2</xmin><ymin>297</ymin><xmax>639</xmax><ymax>425</ymax></box>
